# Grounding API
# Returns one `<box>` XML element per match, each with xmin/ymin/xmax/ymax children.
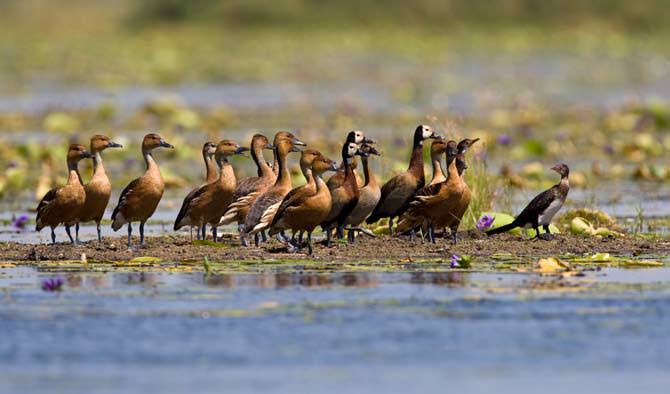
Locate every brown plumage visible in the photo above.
<box><xmin>76</xmin><ymin>135</ymin><xmax>123</xmax><ymax>242</ymax></box>
<box><xmin>395</xmin><ymin>140</ymin><xmax>461</xmax><ymax>241</ymax></box>
<box><xmin>218</xmin><ymin>134</ymin><xmax>275</xmax><ymax>232</ymax></box>
<box><xmin>366</xmin><ymin>125</ymin><xmax>441</xmax><ymax>236</ymax></box>
<box><xmin>269</xmin><ymin>149</ymin><xmax>338</xmax><ymax>254</ymax></box>
<box><xmin>321</xmin><ymin>142</ymin><xmax>366</xmax><ymax>246</ymax></box>
<box><xmin>427</xmin><ymin>139</ymin><xmax>449</xmax><ymax>186</ymax></box>
<box><xmin>174</xmin><ymin>140</ymin><xmax>248</xmax><ymax>240</ymax></box>
<box><xmin>36</xmin><ymin>144</ymin><xmax>92</xmax><ymax>244</ymax></box>
<box><xmin>174</xmin><ymin>141</ymin><xmax>217</xmax><ymax>239</ymax></box>
<box><xmin>111</xmin><ymin>133</ymin><xmax>174</xmax><ymax>248</ymax></box>
<box><xmin>439</xmin><ymin>138</ymin><xmax>479</xmax><ymax>241</ymax></box>
<box><xmin>326</xmin><ymin>130</ymin><xmax>373</xmax><ymax>190</ymax></box>
<box><xmin>342</xmin><ymin>143</ymin><xmax>381</xmax><ymax>242</ymax></box>
<box><xmin>241</xmin><ymin>134</ymin><xmax>306</xmax><ymax>245</ymax></box>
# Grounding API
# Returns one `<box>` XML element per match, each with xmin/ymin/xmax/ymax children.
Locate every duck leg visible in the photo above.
<box><xmin>212</xmin><ymin>226</ymin><xmax>218</xmax><ymax>242</ymax></box>
<box><xmin>261</xmin><ymin>231</ymin><xmax>268</xmax><ymax>242</ymax></box>
<box><xmin>65</xmin><ymin>225</ymin><xmax>75</xmax><ymax>245</ymax></box>
<box><xmin>200</xmin><ymin>225</ymin><xmax>206</xmax><ymax>241</ymax></box>
<box><xmin>127</xmin><ymin>223</ymin><xmax>133</xmax><ymax>248</ymax></box>
<box><xmin>96</xmin><ymin>221</ymin><xmax>102</xmax><ymax>243</ymax></box>
<box><xmin>388</xmin><ymin>217</ymin><xmax>394</xmax><ymax>237</ymax></box>
<box><xmin>336</xmin><ymin>226</ymin><xmax>344</xmax><ymax>239</ymax></box>
<box><xmin>50</xmin><ymin>227</ymin><xmax>56</xmax><ymax>244</ymax></box>
<box><xmin>450</xmin><ymin>229</ymin><xmax>458</xmax><ymax>244</ymax></box>
<box><xmin>139</xmin><ymin>221</ymin><xmax>145</xmax><ymax>246</ymax></box>
<box><xmin>326</xmin><ymin>227</ymin><xmax>332</xmax><ymax>247</ymax></box>
<box><xmin>347</xmin><ymin>228</ymin><xmax>355</xmax><ymax>244</ymax></box>
<box><xmin>428</xmin><ymin>225</ymin><xmax>436</xmax><ymax>244</ymax></box>
<box><xmin>298</xmin><ymin>231</ymin><xmax>304</xmax><ymax>246</ymax></box>
<box><xmin>239</xmin><ymin>225</ymin><xmax>248</xmax><ymax>246</ymax></box>
<box><xmin>254</xmin><ymin>233</ymin><xmax>261</xmax><ymax>246</ymax></box>
<box><xmin>190</xmin><ymin>226</ymin><xmax>194</xmax><ymax>242</ymax></box>
<box><xmin>306</xmin><ymin>231</ymin><xmax>314</xmax><ymax>255</ymax></box>
<box><xmin>75</xmin><ymin>223</ymin><xmax>80</xmax><ymax>244</ymax></box>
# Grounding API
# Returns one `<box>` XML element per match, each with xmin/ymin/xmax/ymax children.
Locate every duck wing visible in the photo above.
<box><xmin>35</xmin><ymin>187</ymin><xmax>59</xmax><ymax>230</ymax></box>
<box><xmin>174</xmin><ymin>184</ymin><xmax>208</xmax><ymax>230</ymax></box>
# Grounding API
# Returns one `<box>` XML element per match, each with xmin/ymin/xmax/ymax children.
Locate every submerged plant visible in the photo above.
<box><xmin>41</xmin><ymin>277</ymin><xmax>64</xmax><ymax>292</ymax></box>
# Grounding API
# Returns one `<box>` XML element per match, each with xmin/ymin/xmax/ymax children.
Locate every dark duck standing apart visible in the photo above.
<box><xmin>269</xmin><ymin>150</ymin><xmax>338</xmax><ymax>255</ymax></box>
<box><xmin>321</xmin><ymin>142</ymin><xmax>366</xmax><ymax>246</ymax></box>
<box><xmin>111</xmin><ymin>133</ymin><xmax>174</xmax><ymax>248</ymax></box>
<box><xmin>486</xmin><ymin>164</ymin><xmax>570</xmax><ymax>240</ymax></box>
<box><xmin>36</xmin><ymin>144</ymin><xmax>93</xmax><ymax>244</ymax></box>
<box><xmin>76</xmin><ymin>135</ymin><xmax>123</xmax><ymax>243</ymax></box>
<box><xmin>365</xmin><ymin>125</ymin><xmax>441</xmax><ymax>236</ymax></box>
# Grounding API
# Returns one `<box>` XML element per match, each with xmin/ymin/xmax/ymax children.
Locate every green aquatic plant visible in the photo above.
<box><xmin>203</xmin><ymin>256</ymin><xmax>212</xmax><ymax>276</ymax></box>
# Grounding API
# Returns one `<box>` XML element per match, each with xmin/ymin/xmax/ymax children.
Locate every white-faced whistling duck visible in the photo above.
<box><xmin>342</xmin><ymin>142</ymin><xmax>381</xmax><ymax>243</ymax></box>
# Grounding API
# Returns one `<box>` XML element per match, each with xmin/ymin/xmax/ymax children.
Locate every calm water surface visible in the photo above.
<box><xmin>1</xmin><ymin>266</ymin><xmax>670</xmax><ymax>393</ymax></box>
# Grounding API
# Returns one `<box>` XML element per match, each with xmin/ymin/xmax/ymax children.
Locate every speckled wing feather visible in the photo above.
<box><xmin>174</xmin><ymin>184</ymin><xmax>208</xmax><ymax>230</ymax></box>
<box><xmin>243</xmin><ymin>191</ymin><xmax>284</xmax><ymax>234</ymax></box>
<box><xmin>35</xmin><ymin>187</ymin><xmax>59</xmax><ymax>230</ymax></box>
<box><xmin>111</xmin><ymin>178</ymin><xmax>140</xmax><ymax>227</ymax></box>
<box><xmin>233</xmin><ymin>176</ymin><xmax>261</xmax><ymax>201</ymax></box>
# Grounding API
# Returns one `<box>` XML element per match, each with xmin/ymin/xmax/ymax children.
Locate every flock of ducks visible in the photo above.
<box><xmin>35</xmin><ymin>125</ymin><xmax>570</xmax><ymax>254</ymax></box>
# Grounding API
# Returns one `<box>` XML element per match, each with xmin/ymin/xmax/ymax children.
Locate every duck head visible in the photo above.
<box><xmin>457</xmin><ymin>138</ymin><xmax>480</xmax><ymax>154</ymax></box>
<box><xmin>551</xmin><ymin>163</ymin><xmax>570</xmax><ymax>178</ymax></box>
<box><xmin>312</xmin><ymin>153</ymin><xmax>339</xmax><ymax>175</ymax></box>
<box><xmin>251</xmin><ymin>134</ymin><xmax>274</xmax><ymax>151</ymax></box>
<box><xmin>142</xmin><ymin>133</ymin><xmax>174</xmax><ymax>152</ymax></box>
<box><xmin>346</xmin><ymin>130</ymin><xmax>375</xmax><ymax>145</ymax></box>
<box><xmin>360</xmin><ymin>142</ymin><xmax>381</xmax><ymax>157</ymax></box>
<box><xmin>273</xmin><ymin>131</ymin><xmax>306</xmax><ymax>150</ymax></box>
<box><xmin>299</xmin><ymin>149</ymin><xmax>323</xmax><ymax>169</ymax></box>
<box><xmin>202</xmin><ymin>141</ymin><xmax>217</xmax><ymax>158</ymax></box>
<box><xmin>414</xmin><ymin>124</ymin><xmax>442</xmax><ymax>141</ymax></box>
<box><xmin>430</xmin><ymin>139</ymin><xmax>448</xmax><ymax>156</ymax></box>
<box><xmin>67</xmin><ymin>144</ymin><xmax>93</xmax><ymax>163</ymax></box>
<box><xmin>215</xmin><ymin>140</ymin><xmax>249</xmax><ymax>163</ymax></box>
<box><xmin>445</xmin><ymin>140</ymin><xmax>458</xmax><ymax>165</ymax></box>
<box><xmin>90</xmin><ymin>135</ymin><xmax>123</xmax><ymax>153</ymax></box>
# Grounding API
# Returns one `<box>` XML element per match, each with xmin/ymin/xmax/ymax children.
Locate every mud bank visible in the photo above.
<box><xmin>1</xmin><ymin>232</ymin><xmax>667</xmax><ymax>264</ymax></box>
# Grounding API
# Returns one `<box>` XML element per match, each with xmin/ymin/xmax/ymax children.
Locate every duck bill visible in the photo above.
<box><xmin>329</xmin><ymin>162</ymin><xmax>339</xmax><ymax>172</ymax></box>
<box><xmin>368</xmin><ymin>146</ymin><xmax>382</xmax><ymax>156</ymax></box>
<box><xmin>468</xmin><ymin>138</ymin><xmax>480</xmax><ymax>147</ymax></box>
<box><xmin>108</xmin><ymin>141</ymin><xmax>123</xmax><ymax>148</ymax></box>
<box><xmin>159</xmin><ymin>139</ymin><xmax>174</xmax><ymax>148</ymax></box>
<box><xmin>81</xmin><ymin>151</ymin><xmax>93</xmax><ymax>159</ymax></box>
<box><xmin>264</xmin><ymin>144</ymin><xmax>274</xmax><ymax>150</ymax></box>
<box><xmin>355</xmin><ymin>148</ymin><xmax>369</xmax><ymax>157</ymax></box>
<box><xmin>430</xmin><ymin>133</ymin><xmax>444</xmax><ymax>140</ymax></box>
<box><xmin>363</xmin><ymin>137</ymin><xmax>376</xmax><ymax>144</ymax></box>
<box><xmin>235</xmin><ymin>146</ymin><xmax>251</xmax><ymax>156</ymax></box>
<box><xmin>292</xmin><ymin>138</ymin><xmax>307</xmax><ymax>147</ymax></box>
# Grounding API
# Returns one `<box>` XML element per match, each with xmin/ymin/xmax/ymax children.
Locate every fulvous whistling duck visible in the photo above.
<box><xmin>321</xmin><ymin>141</ymin><xmax>366</xmax><ymax>246</ymax></box>
<box><xmin>395</xmin><ymin>140</ymin><xmax>460</xmax><ymax>242</ymax></box>
<box><xmin>487</xmin><ymin>163</ymin><xmax>569</xmax><ymax>240</ymax></box>
<box><xmin>175</xmin><ymin>141</ymin><xmax>218</xmax><ymax>240</ymax></box>
<box><xmin>270</xmin><ymin>131</ymin><xmax>302</xmax><ymax>178</ymax></box>
<box><xmin>439</xmin><ymin>138</ymin><xmax>479</xmax><ymax>241</ymax></box>
<box><xmin>326</xmin><ymin>130</ymin><xmax>373</xmax><ymax>190</ymax></box>
<box><xmin>365</xmin><ymin>125</ymin><xmax>441</xmax><ymax>236</ymax></box>
<box><xmin>36</xmin><ymin>144</ymin><xmax>93</xmax><ymax>244</ymax></box>
<box><xmin>342</xmin><ymin>142</ymin><xmax>381</xmax><ymax>242</ymax></box>
<box><xmin>74</xmin><ymin>135</ymin><xmax>123</xmax><ymax>243</ymax></box>
<box><xmin>111</xmin><ymin>133</ymin><xmax>174</xmax><ymax>248</ymax></box>
<box><xmin>218</xmin><ymin>133</ymin><xmax>275</xmax><ymax>241</ymax></box>
<box><xmin>240</xmin><ymin>134</ymin><xmax>306</xmax><ymax>245</ymax></box>
<box><xmin>174</xmin><ymin>140</ymin><xmax>249</xmax><ymax>241</ymax></box>
<box><xmin>268</xmin><ymin>149</ymin><xmax>338</xmax><ymax>254</ymax></box>
<box><xmin>427</xmin><ymin>139</ymin><xmax>449</xmax><ymax>186</ymax></box>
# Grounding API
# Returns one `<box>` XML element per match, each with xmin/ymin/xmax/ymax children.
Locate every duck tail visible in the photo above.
<box><xmin>486</xmin><ymin>222</ymin><xmax>517</xmax><ymax>236</ymax></box>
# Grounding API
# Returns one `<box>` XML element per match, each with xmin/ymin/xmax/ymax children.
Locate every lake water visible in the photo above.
<box><xmin>2</xmin><ymin>266</ymin><xmax>670</xmax><ymax>393</ymax></box>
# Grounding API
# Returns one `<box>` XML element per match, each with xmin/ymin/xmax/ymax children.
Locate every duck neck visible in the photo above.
<box><xmin>92</xmin><ymin>151</ymin><xmax>106</xmax><ymax>178</ymax></box>
<box><xmin>143</xmin><ymin>149</ymin><xmax>159</xmax><ymax>175</ymax></box>
<box><xmin>253</xmin><ymin>146</ymin><xmax>273</xmax><ymax>178</ymax></box>
<box><xmin>408</xmin><ymin>135</ymin><xmax>425</xmax><ymax>182</ymax></box>
<box><xmin>447</xmin><ymin>154</ymin><xmax>460</xmax><ymax>180</ymax></box>
<box><xmin>204</xmin><ymin>154</ymin><xmax>217</xmax><ymax>183</ymax></box>
<box><xmin>217</xmin><ymin>157</ymin><xmax>235</xmax><ymax>185</ymax></box>
<box><xmin>344</xmin><ymin>155</ymin><xmax>357</xmax><ymax>187</ymax></box>
<box><xmin>275</xmin><ymin>148</ymin><xmax>291</xmax><ymax>188</ymax></box>
<box><xmin>361</xmin><ymin>156</ymin><xmax>375</xmax><ymax>187</ymax></box>
<box><xmin>67</xmin><ymin>160</ymin><xmax>82</xmax><ymax>185</ymax></box>
<box><xmin>430</xmin><ymin>153</ymin><xmax>445</xmax><ymax>183</ymax></box>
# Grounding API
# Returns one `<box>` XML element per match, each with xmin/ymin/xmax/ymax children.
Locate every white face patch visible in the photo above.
<box><xmin>422</xmin><ymin>126</ymin><xmax>432</xmax><ymax>139</ymax></box>
<box><xmin>355</xmin><ymin>132</ymin><xmax>363</xmax><ymax>143</ymax></box>
<box><xmin>347</xmin><ymin>144</ymin><xmax>358</xmax><ymax>156</ymax></box>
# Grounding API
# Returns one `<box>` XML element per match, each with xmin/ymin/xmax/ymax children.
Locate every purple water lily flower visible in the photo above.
<box><xmin>476</xmin><ymin>214</ymin><xmax>495</xmax><ymax>231</ymax></box>
<box><xmin>450</xmin><ymin>255</ymin><xmax>460</xmax><ymax>268</ymax></box>
<box><xmin>12</xmin><ymin>214</ymin><xmax>29</xmax><ymax>231</ymax></box>
<box><xmin>497</xmin><ymin>134</ymin><xmax>512</xmax><ymax>145</ymax></box>
<box><xmin>41</xmin><ymin>277</ymin><xmax>64</xmax><ymax>292</ymax></box>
